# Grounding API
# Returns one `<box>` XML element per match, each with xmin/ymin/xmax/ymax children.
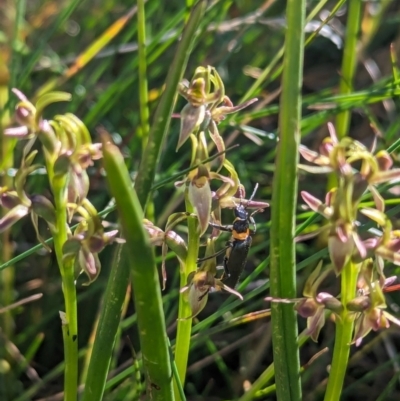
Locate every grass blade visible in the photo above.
<box><xmin>269</xmin><ymin>0</ymin><xmax>306</xmax><ymax>400</ymax></box>
<box><xmin>102</xmin><ymin>137</ymin><xmax>174</xmax><ymax>400</ymax></box>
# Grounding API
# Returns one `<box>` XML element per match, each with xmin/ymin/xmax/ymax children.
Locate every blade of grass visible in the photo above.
<box><xmin>269</xmin><ymin>0</ymin><xmax>305</xmax><ymax>400</ymax></box>
<box><xmin>80</xmin><ymin>245</ymin><xmax>130</xmax><ymax>401</ymax></box>
<box><xmin>102</xmin><ymin>137</ymin><xmax>174</xmax><ymax>400</ymax></box>
<box><xmin>137</xmin><ymin>0</ymin><xmax>150</xmax><ymax>149</ymax></box>
<box><xmin>134</xmin><ymin>0</ymin><xmax>207</xmax><ymax>209</ymax></box>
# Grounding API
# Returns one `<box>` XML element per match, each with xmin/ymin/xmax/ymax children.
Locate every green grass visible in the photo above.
<box><xmin>1</xmin><ymin>1</ymin><xmax>400</xmax><ymax>400</ymax></box>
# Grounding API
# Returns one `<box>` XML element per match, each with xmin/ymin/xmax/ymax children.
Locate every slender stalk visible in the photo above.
<box><xmin>324</xmin><ymin>261</ymin><xmax>359</xmax><ymax>401</ymax></box>
<box><xmin>324</xmin><ymin>6</ymin><xmax>362</xmax><ymax>397</ymax></box>
<box><xmin>269</xmin><ymin>0</ymin><xmax>305</xmax><ymax>400</ymax></box>
<box><xmin>102</xmin><ymin>138</ymin><xmax>174</xmax><ymax>400</ymax></box>
<box><xmin>335</xmin><ymin>0</ymin><xmax>362</xmax><ymax>139</ymax></box>
<box><xmin>81</xmin><ymin>245</ymin><xmax>130</xmax><ymax>401</ymax></box>
<box><xmin>50</xmin><ymin>172</ymin><xmax>78</xmax><ymax>401</ymax></box>
<box><xmin>173</xmin><ymin>195</ymin><xmax>199</xmax><ymax>399</ymax></box>
<box><xmin>137</xmin><ymin>0</ymin><xmax>150</xmax><ymax>149</ymax></box>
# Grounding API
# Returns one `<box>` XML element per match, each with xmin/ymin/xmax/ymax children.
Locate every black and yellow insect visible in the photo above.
<box><xmin>200</xmin><ymin>184</ymin><xmax>263</xmax><ymax>289</ymax></box>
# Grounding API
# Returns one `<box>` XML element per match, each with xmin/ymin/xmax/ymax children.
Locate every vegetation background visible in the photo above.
<box><xmin>1</xmin><ymin>0</ymin><xmax>400</xmax><ymax>400</ymax></box>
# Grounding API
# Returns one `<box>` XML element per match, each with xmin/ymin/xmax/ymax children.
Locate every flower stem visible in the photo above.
<box><xmin>324</xmin><ymin>260</ymin><xmax>359</xmax><ymax>401</ymax></box>
<box><xmin>173</xmin><ymin>193</ymin><xmax>199</xmax><ymax>400</ymax></box>
<box><xmin>50</xmin><ymin>172</ymin><xmax>78</xmax><ymax>401</ymax></box>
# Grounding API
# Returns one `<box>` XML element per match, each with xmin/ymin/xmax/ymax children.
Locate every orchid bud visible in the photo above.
<box><xmin>316</xmin><ymin>292</ymin><xmax>343</xmax><ymax>313</ymax></box>
<box><xmin>347</xmin><ymin>296</ymin><xmax>371</xmax><ymax>312</ymax></box>
<box><xmin>295</xmin><ymin>298</ymin><xmax>319</xmax><ymax>318</ymax></box>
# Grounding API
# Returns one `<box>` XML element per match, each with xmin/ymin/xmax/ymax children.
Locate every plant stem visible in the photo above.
<box><xmin>324</xmin><ymin>261</ymin><xmax>358</xmax><ymax>401</ymax></box>
<box><xmin>269</xmin><ymin>0</ymin><xmax>305</xmax><ymax>400</ymax></box>
<box><xmin>50</xmin><ymin>171</ymin><xmax>78</xmax><ymax>401</ymax></box>
<box><xmin>81</xmin><ymin>245</ymin><xmax>130</xmax><ymax>401</ymax></box>
<box><xmin>137</xmin><ymin>0</ymin><xmax>150</xmax><ymax>149</ymax></box>
<box><xmin>336</xmin><ymin>0</ymin><xmax>362</xmax><ymax>139</ymax></box>
<box><xmin>173</xmin><ymin>195</ymin><xmax>199</xmax><ymax>400</ymax></box>
<box><xmin>103</xmin><ymin>138</ymin><xmax>174</xmax><ymax>400</ymax></box>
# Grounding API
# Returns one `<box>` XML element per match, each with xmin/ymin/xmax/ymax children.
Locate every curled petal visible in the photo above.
<box><xmin>208</xmin><ymin>121</ymin><xmax>225</xmax><ymax>170</ymax></box>
<box><xmin>208</xmin><ymin>172</ymin><xmax>235</xmax><ymax>188</ymax></box>
<box><xmin>299</xmin><ymin>145</ymin><xmax>329</xmax><ymax>166</ymax></box>
<box><xmin>0</xmin><ymin>205</ymin><xmax>29</xmax><ymax>233</ymax></box>
<box><xmin>383</xmin><ymin>311</ymin><xmax>400</xmax><ymax>328</ymax></box>
<box><xmin>352</xmin><ymin>232</ymin><xmax>367</xmax><ymax>260</ymax></box>
<box><xmin>376</xmin><ymin>150</ymin><xmax>393</xmax><ymax>171</ymax></box>
<box><xmin>301</xmin><ymin>191</ymin><xmax>332</xmax><ymax>218</ymax></box>
<box><xmin>215</xmin><ymin>279</ymin><xmax>243</xmax><ymax>300</ymax></box>
<box><xmin>211</xmin><ymin>97</ymin><xmax>258</xmax><ymax>122</ymax></box>
<box><xmin>375</xmin><ymin>245</ymin><xmax>400</xmax><ymax>266</ymax></box>
<box><xmin>12</xmin><ymin>88</ymin><xmax>28</xmax><ymax>101</ymax></box>
<box><xmin>369</xmin><ymin>169</ymin><xmax>400</xmax><ymax>184</ymax></box>
<box><xmin>327</xmin><ymin>122</ymin><xmax>338</xmax><ymax>144</ymax></box>
<box><xmin>4</xmin><ymin>126</ymin><xmax>30</xmax><ymax>137</ymax></box>
<box><xmin>369</xmin><ymin>185</ymin><xmax>385</xmax><ymax>212</ymax></box>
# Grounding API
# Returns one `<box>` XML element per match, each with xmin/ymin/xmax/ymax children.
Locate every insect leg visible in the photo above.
<box><xmin>249</xmin><ymin>208</ymin><xmax>264</xmax><ymax>233</ymax></box>
<box><xmin>197</xmin><ymin>245</ymin><xmax>230</xmax><ymax>263</ymax></box>
<box><xmin>209</xmin><ymin>222</ymin><xmax>233</xmax><ymax>233</ymax></box>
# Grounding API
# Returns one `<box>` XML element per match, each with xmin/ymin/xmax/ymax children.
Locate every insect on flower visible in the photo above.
<box><xmin>198</xmin><ymin>183</ymin><xmax>264</xmax><ymax>289</ymax></box>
